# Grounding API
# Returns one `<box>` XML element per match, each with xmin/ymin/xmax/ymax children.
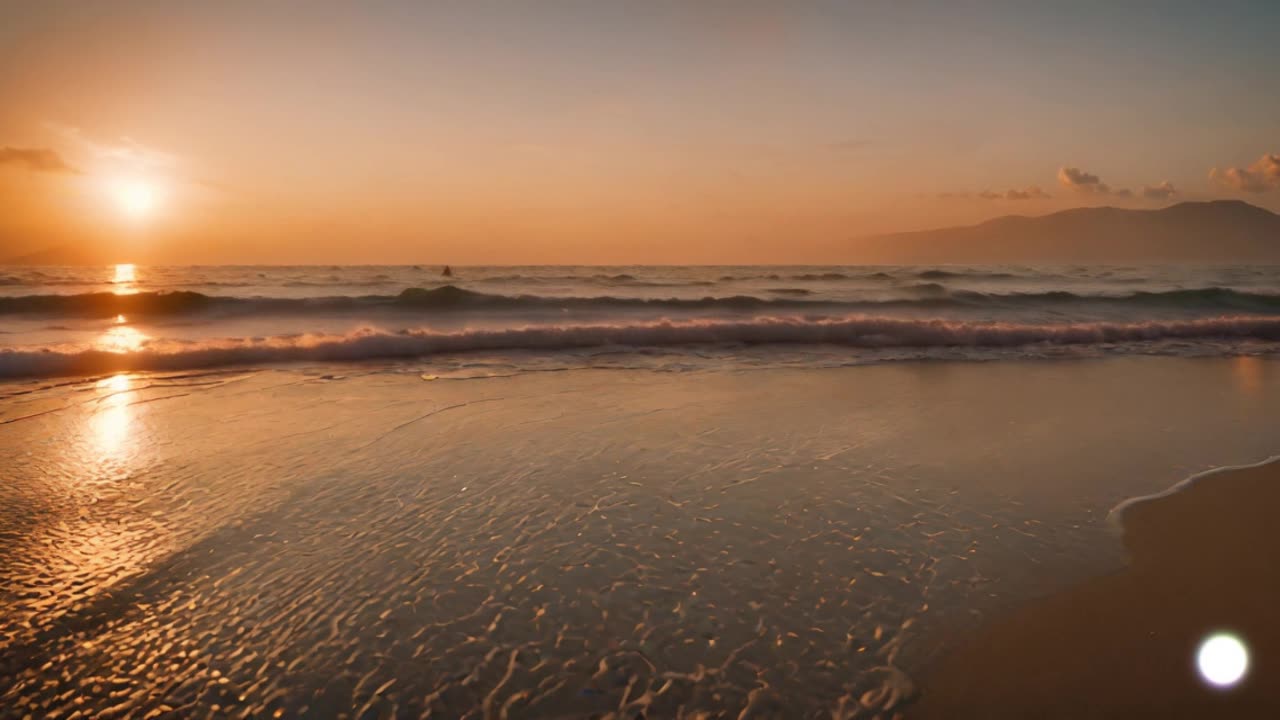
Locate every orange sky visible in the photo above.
<box><xmin>2</xmin><ymin>2</ymin><xmax>1278</xmax><ymax>264</ymax></box>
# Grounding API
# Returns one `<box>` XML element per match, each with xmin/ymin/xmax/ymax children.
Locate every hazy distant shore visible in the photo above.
<box><xmin>912</xmin><ymin>456</ymin><xmax>1280</xmax><ymax>718</ymax></box>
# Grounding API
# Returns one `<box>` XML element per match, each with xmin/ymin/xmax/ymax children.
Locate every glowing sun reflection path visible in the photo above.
<box><xmin>92</xmin><ymin>374</ymin><xmax>135</xmax><ymax>458</ymax></box>
<box><xmin>111</xmin><ymin>263</ymin><xmax>138</xmax><ymax>295</ymax></box>
<box><xmin>98</xmin><ymin>325</ymin><xmax>149</xmax><ymax>354</ymax></box>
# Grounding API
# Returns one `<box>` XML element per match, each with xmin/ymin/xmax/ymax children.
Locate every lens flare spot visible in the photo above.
<box><xmin>1197</xmin><ymin>633</ymin><xmax>1248</xmax><ymax>688</ymax></box>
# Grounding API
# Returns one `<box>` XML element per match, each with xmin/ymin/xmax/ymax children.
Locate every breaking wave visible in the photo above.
<box><xmin>4</xmin><ymin>315</ymin><xmax>1280</xmax><ymax>379</ymax></box>
<box><xmin>917</xmin><ymin>269</ymin><xmax>1019</xmax><ymax>280</ymax></box>
<box><xmin>4</xmin><ymin>285</ymin><xmax>1280</xmax><ymax>318</ymax></box>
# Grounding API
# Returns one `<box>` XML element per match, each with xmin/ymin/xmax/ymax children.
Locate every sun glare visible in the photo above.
<box><xmin>111</xmin><ymin>177</ymin><xmax>159</xmax><ymax>219</ymax></box>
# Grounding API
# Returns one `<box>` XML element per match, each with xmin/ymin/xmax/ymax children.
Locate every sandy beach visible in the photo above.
<box><xmin>2</xmin><ymin>356</ymin><xmax>1278</xmax><ymax>717</ymax></box>
<box><xmin>912</xmin><ymin>456</ymin><xmax>1280</xmax><ymax>719</ymax></box>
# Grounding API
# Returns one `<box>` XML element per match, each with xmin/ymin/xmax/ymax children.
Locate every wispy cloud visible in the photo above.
<box><xmin>943</xmin><ymin>186</ymin><xmax>1049</xmax><ymax>201</ymax></box>
<box><xmin>1142</xmin><ymin>181</ymin><xmax>1177</xmax><ymax>200</ymax></box>
<box><xmin>0</xmin><ymin>147</ymin><xmax>79</xmax><ymax>174</ymax></box>
<box><xmin>1210</xmin><ymin>153</ymin><xmax>1280</xmax><ymax>193</ymax></box>
<box><xmin>51</xmin><ymin>124</ymin><xmax>178</xmax><ymax>169</ymax></box>
<box><xmin>1001</xmin><ymin>186</ymin><xmax>1050</xmax><ymax>200</ymax></box>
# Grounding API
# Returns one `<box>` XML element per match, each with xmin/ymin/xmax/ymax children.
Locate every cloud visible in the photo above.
<box><xmin>0</xmin><ymin>147</ymin><xmax>79</xmax><ymax>174</ymax></box>
<box><xmin>1210</xmin><ymin>153</ymin><xmax>1280</xmax><ymax>193</ymax></box>
<box><xmin>1057</xmin><ymin>166</ymin><xmax>1140</xmax><ymax>198</ymax></box>
<box><xmin>51</xmin><ymin>124</ymin><xmax>177</xmax><ymax>169</ymax></box>
<box><xmin>98</xmin><ymin>136</ymin><xmax>179</xmax><ymax>167</ymax></box>
<box><xmin>971</xmin><ymin>186</ymin><xmax>1050</xmax><ymax>200</ymax></box>
<box><xmin>1057</xmin><ymin>166</ymin><xmax>1110</xmax><ymax>194</ymax></box>
<box><xmin>1003</xmin><ymin>186</ymin><xmax>1050</xmax><ymax>200</ymax></box>
<box><xmin>946</xmin><ymin>169</ymin><xmax>1172</xmax><ymax>204</ymax></box>
<box><xmin>1142</xmin><ymin>181</ymin><xmax>1177</xmax><ymax>200</ymax></box>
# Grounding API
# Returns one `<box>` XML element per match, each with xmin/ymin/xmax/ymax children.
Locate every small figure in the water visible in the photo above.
<box><xmin>442</xmin><ymin>265</ymin><xmax>453</xmax><ymax>277</ymax></box>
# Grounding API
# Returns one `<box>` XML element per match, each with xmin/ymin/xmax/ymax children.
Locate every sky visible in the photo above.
<box><xmin>1</xmin><ymin>0</ymin><xmax>1278</xmax><ymax>264</ymax></box>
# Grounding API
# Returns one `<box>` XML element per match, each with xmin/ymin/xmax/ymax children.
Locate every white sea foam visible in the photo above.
<box><xmin>3</xmin><ymin>314</ymin><xmax>1280</xmax><ymax>379</ymax></box>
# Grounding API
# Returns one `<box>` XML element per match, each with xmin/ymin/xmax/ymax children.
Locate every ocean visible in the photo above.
<box><xmin>2</xmin><ymin>263</ymin><xmax>1279</xmax><ymax>378</ymax></box>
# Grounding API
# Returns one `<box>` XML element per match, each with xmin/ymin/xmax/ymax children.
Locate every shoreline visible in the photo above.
<box><xmin>911</xmin><ymin>456</ymin><xmax>1280</xmax><ymax>718</ymax></box>
<box><xmin>2</xmin><ymin>344</ymin><xmax>1277</xmax><ymax>386</ymax></box>
<box><xmin>1106</xmin><ymin>453</ymin><xmax>1280</xmax><ymax>526</ymax></box>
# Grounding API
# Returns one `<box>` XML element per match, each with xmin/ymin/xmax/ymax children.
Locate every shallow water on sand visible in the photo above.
<box><xmin>2</xmin><ymin>357</ymin><xmax>1279</xmax><ymax>718</ymax></box>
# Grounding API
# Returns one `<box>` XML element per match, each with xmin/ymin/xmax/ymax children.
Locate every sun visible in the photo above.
<box><xmin>111</xmin><ymin>177</ymin><xmax>159</xmax><ymax>219</ymax></box>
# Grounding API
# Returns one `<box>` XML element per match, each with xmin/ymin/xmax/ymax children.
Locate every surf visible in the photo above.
<box><xmin>4</xmin><ymin>285</ymin><xmax>1280</xmax><ymax>319</ymax></box>
<box><xmin>4</xmin><ymin>314</ymin><xmax>1280</xmax><ymax>379</ymax></box>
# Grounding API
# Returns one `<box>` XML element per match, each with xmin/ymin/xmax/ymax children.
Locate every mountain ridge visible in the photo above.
<box><xmin>849</xmin><ymin>200</ymin><xmax>1280</xmax><ymax>263</ymax></box>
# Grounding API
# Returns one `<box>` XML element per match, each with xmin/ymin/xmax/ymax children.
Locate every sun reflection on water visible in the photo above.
<box><xmin>111</xmin><ymin>263</ymin><xmax>138</xmax><ymax>295</ymax></box>
<box><xmin>92</xmin><ymin>374</ymin><xmax>134</xmax><ymax>457</ymax></box>
<box><xmin>1231</xmin><ymin>356</ymin><xmax>1265</xmax><ymax>397</ymax></box>
<box><xmin>88</xmin><ymin>320</ymin><xmax>147</xmax><ymax>459</ymax></box>
<box><xmin>98</xmin><ymin>325</ymin><xmax>148</xmax><ymax>354</ymax></box>
<box><xmin>103</xmin><ymin>373</ymin><xmax>131</xmax><ymax>392</ymax></box>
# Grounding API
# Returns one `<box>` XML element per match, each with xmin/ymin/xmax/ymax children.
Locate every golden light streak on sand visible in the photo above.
<box><xmin>1231</xmin><ymin>355</ymin><xmax>1265</xmax><ymax>397</ymax></box>
<box><xmin>91</xmin><ymin>373</ymin><xmax>135</xmax><ymax>457</ymax></box>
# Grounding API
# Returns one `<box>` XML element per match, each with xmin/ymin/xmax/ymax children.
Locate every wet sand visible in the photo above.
<box><xmin>2</xmin><ymin>357</ymin><xmax>1279</xmax><ymax>718</ymax></box>
<box><xmin>912</xmin><ymin>457</ymin><xmax>1280</xmax><ymax>719</ymax></box>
